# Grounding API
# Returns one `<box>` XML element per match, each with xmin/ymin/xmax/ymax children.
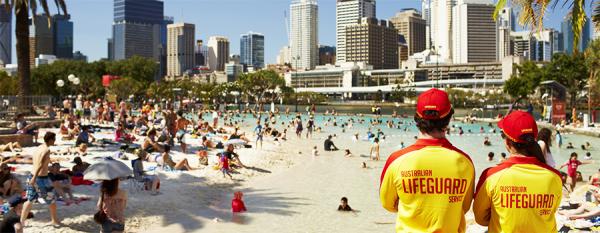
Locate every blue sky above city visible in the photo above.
<box><xmin>11</xmin><ymin>0</ymin><xmax>587</xmax><ymax>63</ymax></box>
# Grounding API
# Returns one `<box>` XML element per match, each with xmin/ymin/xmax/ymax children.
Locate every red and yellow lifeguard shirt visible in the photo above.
<box><xmin>473</xmin><ymin>156</ymin><xmax>562</xmax><ymax>233</ymax></box>
<box><xmin>380</xmin><ymin>138</ymin><xmax>475</xmax><ymax>233</ymax></box>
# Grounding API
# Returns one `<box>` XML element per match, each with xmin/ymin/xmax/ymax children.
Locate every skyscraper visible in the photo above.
<box><xmin>167</xmin><ymin>23</ymin><xmax>195</xmax><ymax>77</ymax></box>
<box><xmin>511</xmin><ymin>31</ymin><xmax>537</xmax><ymax>60</ymax></box>
<box><xmin>160</xmin><ymin>16</ymin><xmax>174</xmax><ymax>77</ymax></box>
<box><xmin>336</xmin><ymin>0</ymin><xmax>376</xmax><ymax>63</ymax></box>
<box><xmin>29</xmin><ymin>14</ymin><xmax>54</xmax><ymax>67</ymax></box>
<box><xmin>561</xmin><ymin>16</ymin><xmax>591</xmax><ymax>54</ymax></box>
<box><xmin>496</xmin><ymin>7</ymin><xmax>513</xmax><ymax>60</ymax></box>
<box><xmin>421</xmin><ymin>0</ymin><xmax>431</xmax><ymax>49</ymax></box>
<box><xmin>207</xmin><ymin>36</ymin><xmax>230</xmax><ymax>71</ymax></box>
<box><xmin>533</xmin><ymin>29</ymin><xmax>559</xmax><ymax>61</ymax></box>
<box><xmin>53</xmin><ymin>14</ymin><xmax>73</xmax><ymax>59</ymax></box>
<box><xmin>346</xmin><ymin>18</ymin><xmax>398</xmax><ymax>69</ymax></box>
<box><xmin>240</xmin><ymin>32</ymin><xmax>265</xmax><ymax>69</ymax></box>
<box><xmin>430</xmin><ymin>0</ymin><xmax>456</xmax><ymax>62</ymax></box>
<box><xmin>318</xmin><ymin>45</ymin><xmax>336</xmax><ymax>65</ymax></box>
<box><xmin>290</xmin><ymin>0</ymin><xmax>318</xmax><ymax>70</ymax></box>
<box><xmin>195</xmin><ymin>40</ymin><xmax>208</xmax><ymax>67</ymax></box>
<box><xmin>452</xmin><ymin>1</ymin><xmax>497</xmax><ymax>63</ymax></box>
<box><xmin>0</xmin><ymin>5</ymin><xmax>11</xmax><ymax>65</ymax></box>
<box><xmin>112</xmin><ymin>0</ymin><xmax>163</xmax><ymax>61</ymax></box>
<box><xmin>389</xmin><ymin>9</ymin><xmax>426</xmax><ymax>57</ymax></box>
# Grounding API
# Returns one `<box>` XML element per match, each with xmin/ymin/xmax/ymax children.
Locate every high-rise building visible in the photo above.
<box><xmin>430</xmin><ymin>0</ymin><xmax>457</xmax><ymax>62</ymax></box>
<box><xmin>277</xmin><ymin>46</ymin><xmax>292</xmax><ymax>65</ymax></box>
<box><xmin>207</xmin><ymin>36</ymin><xmax>230</xmax><ymax>71</ymax></box>
<box><xmin>159</xmin><ymin>16</ymin><xmax>174</xmax><ymax>77</ymax></box>
<box><xmin>561</xmin><ymin>15</ymin><xmax>591</xmax><ymax>54</ymax></box>
<box><xmin>107</xmin><ymin>38</ymin><xmax>114</xmax><ymax>60</ymax></box>
<box><xmin>225</xmin><ymin>62</ymin><xmax>244</xmax><ymax>82</ymax></box>
<box><xmin>336</xmin><ymin>0</ymin><xmax>376</xmax><ymax>63</ymax></box>
<box><xmin>452</xmin><ymin>1</ymin><xmax>497</xmax><ymax>63</ymax></box>
<box><xmin>290</xmin><ymin>0</ymin><xmax>318</xmax><ymax>70</ymax></box>
<box><xmin>346</xmin><ymin>17</ymin><xmax>398</xmax><ymax>69</ymax></box>
<box><xmin>421</xmin><ymin>0</ymin><xmax>431</xmax><ymax>49</ymax></box>
<box><xmin>318</xmin><ymin>45</ymin><xmax>336</xmax><ymax>65</ymax></box>
<box><xmin>496</xmin><ymin>7</ymin><xmax>513</xmax><ymax>60</ymax></box>
<box><xmin>511</xmin><ymin>31</ymin><xmax>537</xmax><ymax>60</ymax></box>
<box><xmin>167</xmin><ymin>23</ymin><xmax>195</xmax><ymax>77</ymax></box>
<box><xmin>195</xmin><ymin>40</ymin><xmax>208</xmax><ymax>67</ymax></box>
<box><xmin>0</xmin><ymin>5</ymin><xmax>11</xmax><ymax>65</ymax></box>
<box><xmin>389</xmin><ymin>9</ymin><xmax>426</xmax><ymax>57</ymax></box>
<box><xmin>533</xmin><ymin>29</ymin><xmax>559</xmax><ymax>61</ymax></box>
<box><xmin>73</xmin><ymin>51</ymin><xmax>88</xmax><ymax>62</ymax></box>
<box><xmin>29</xmin><ymin>14</ymin><xmax>55</xmax><ymax>67</ymax></box>
<box><xmin>240</xmin><ymin>32</ymin><xmax>265</xmax><ymax>69</ymax></box>
<box><xmin>112</xmin><ymin>0</ymin><xmax>163</xmax><ymax>61</ymax></box>
<box><xmin>53</xmin><ymin>14</ymin><xmax>73</xmax><ymax>59</ymax></box>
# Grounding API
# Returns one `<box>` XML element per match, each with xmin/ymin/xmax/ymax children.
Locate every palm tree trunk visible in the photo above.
<box><xmin>16</xmin><ymin>5</ymin><xmax>31</xmax><ymax>114</ymax></box>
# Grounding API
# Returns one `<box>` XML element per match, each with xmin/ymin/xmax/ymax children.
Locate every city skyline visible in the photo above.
<box><xmin>5</xmin><ymin>0</ymin><xmax>593</xmax><ymax>64</ymax></box>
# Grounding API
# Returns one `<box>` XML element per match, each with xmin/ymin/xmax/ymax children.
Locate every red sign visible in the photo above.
<box><xmin>102</xmin><ymin>75</ymin><xmax>121</xmax><ymax>87</ymax></box>
<box><xmin>551</xmin><ymin>100</ymin><xmax>566</xmax><ymax>125</ymax></box>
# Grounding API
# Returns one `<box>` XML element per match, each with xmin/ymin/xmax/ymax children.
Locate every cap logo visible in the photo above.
<box><xmin>521</xmin><ymin>128</ymin><xmax>533</xmax><ymax>133</ymax></box>
<box><xmin>424</xmin><ymin>105</ymin><xmax>437</xmax><ymax>109</ymax></box>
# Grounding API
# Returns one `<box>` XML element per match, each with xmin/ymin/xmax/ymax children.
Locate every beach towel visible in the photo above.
<box><xmin>71</xmin><ymin>176</ymin><xmax>94</xmax><ymax>186</ymax></box>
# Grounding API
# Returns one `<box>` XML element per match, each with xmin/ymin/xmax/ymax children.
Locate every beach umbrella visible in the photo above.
<box><xmin>83</xmin><ymin>157</ymin><xmax>132</xmax><ymax>181</ymax></box>
<box><xmin>225</xmin><ymin>139</ymin><xmax>247</xmax><ymax>146</ymax></box>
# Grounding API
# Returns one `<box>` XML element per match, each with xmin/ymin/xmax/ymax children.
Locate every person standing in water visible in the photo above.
<box><xmin>370</xmin><ymin>138</ymin><xmax>380</xmax><ymax>160</ymax></box>
<box><xmin>380</xmin><ymin>88</ymin><xmax>474</xmax><ymax>233</ymax></box>
<box><xmin>473</xmin><ymin>111</ymin><xmax>562</xmax><ymax>232</ymax></box>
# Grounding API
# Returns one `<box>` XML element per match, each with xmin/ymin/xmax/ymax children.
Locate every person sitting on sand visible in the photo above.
<box><xmin>337</xmin><ymin>197</ymin><xmax>353</xmax><ymax>211</ymax></box>
<box><xmin>75</xmin><ymin>126</ymin><xmax>96</xmax><ymax>147</ymax></box>
<box><xmin>97</xmin><ymin>178</ymin><xmax>127</xmax><ymax>233</ymax></box>
<box><xmin>159</xmin><ymin>145</ymin><xmax>193</xmax><ymax>171</ymax></box>
<box><xmin>344</xmin><ymin>149</ymin><xmax>352</xmax><ymax>157</ymax></box>
<box><xmin>48</xmin><ymin>163</ymin><xmax>76</xmax><ymax>205</ymax></box>
<box><xmin>15</xmin><ymin>113</ymin><xmax>39</xmax><ymax>143</ymax></box>
<box><xmin>115</xmin><ymin>123</ymin><xmax>136</xmax><ymax>144</ymax></box>
<box><xmin>589</xmin><ymin>169</ymin><xmax>600</xmax><ymax>187</ymax></box>
<box><xmin>223</xmin><ymin>144</ymin><xmax>244</xmax><ymax>168</ymax></box>
<box><xmin>142</xmin><ymin>129</ymin><xmax>164</xmax><ymax>153</ymax></box>
<box><xmin>0</xmin><ymin>163</ymin><xmax>22</xmax><ymax>201</ymax></box>
<box><xmin>324</xmin><ymin>135</ymin><xmax>339</xmax><ymax>151</ymax></box>
<box><xmin>132</xmin><ymin>150</ymin><xmax>160</xmax><ymax>195</ymax></box>
<box><xmin>0</xmin><ymin>196</ymin><xmax>25</xmax><ymax>232</ymax></box>
<box><xmin>71</xmin><ymin>157</ymin><xmax>90</xmax><ymax>176</ymax></box>
<box><xmin>0</xmin><ymin>142</ymin><xmax>21</xmax><ymax>153</ymax></box>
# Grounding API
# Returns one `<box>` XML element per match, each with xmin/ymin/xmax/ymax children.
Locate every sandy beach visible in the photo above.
<box><xmin>6</xmin><ymin>113</ymin><xmax>598</xmax><ymax>233</ymax></box>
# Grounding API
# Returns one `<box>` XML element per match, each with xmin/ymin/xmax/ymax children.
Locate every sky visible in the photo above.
<box><xmin>9</xmin><ymin>0</ymin><xmax>592</xmax><ymax>64</ymax></box>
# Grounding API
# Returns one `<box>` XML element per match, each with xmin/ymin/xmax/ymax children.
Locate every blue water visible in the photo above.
<box><xmin>188</xmin><ymin>112</ymin><xmax>599</xmax><ymax>177</ymax></box>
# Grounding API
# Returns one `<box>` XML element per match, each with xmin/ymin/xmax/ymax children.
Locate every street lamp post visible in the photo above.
<box><xmin>293</xmin><ymin>56</ymin><xmax>300</xmax><ymax>112</ymax></box>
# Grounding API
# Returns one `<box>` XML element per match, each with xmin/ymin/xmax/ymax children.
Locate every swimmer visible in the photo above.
<box><xmin>344</xmin><ymin>149</ymin><xmax>352</xmax><ymax>157</ymax></box>
<box><xmin>487</xmin><ymin>152</ymin><xmax>494</xmax><ymax>162</ymax></box>
<box><xmin>338</xmin><ymin>197</ymin><xmax>353</xmax><ymax>211</ymax></box>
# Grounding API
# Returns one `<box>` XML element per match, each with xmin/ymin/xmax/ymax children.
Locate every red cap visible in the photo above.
<box><xmin>416</xmin><ymin>88</ymin><xmax>452</xmax><ymax>120</ymax></box>
<box><xmin>498</xmin><ymin>110</ymin><xmax>538</xmax><ymax>143</ymax></box>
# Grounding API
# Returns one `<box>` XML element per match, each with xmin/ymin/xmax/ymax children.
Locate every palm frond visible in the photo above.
<box><xmin>571</xmin><ymin>0</ymin><xmax>587</xmax><ymax>53</ymax></box>
<box><xmin>39</xmin><ymin>0</ymin><xmax>49</xmax><ymax>16</ymax></box>
<box><xmin>493</xmin><ymin>0</ymin><xmax>508</xmax><ymax>20</ymax></box>
<box><xmin>593</xmin><ymin>0</ymin><xmax>600</xmax><ymax>31</ymax></box>
<box><xmin>56</xmin><ymin>0</ymin><xmax>65</xmax><ymax>15</ymax></box>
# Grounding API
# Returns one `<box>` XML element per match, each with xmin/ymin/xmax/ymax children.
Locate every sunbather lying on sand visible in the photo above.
<box><xmin>0</xmin><ymin>142</ymin><xmax>22</xmax><ymax>152</ymax></box>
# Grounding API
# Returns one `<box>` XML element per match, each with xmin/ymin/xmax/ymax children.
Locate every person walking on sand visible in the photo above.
<box><xmin>21</xmin><ymin>132</ymin><xmax>60</xmax><ymax>226</ymax></box>
<box><xmin>380</xmin><ymin>88</ymin><xmax>474</xmax><ymax>233</ymax></box>
<box><xmin>473</xmin><ymin>111</ymin><xmax>562</xmax><ymax>232</ymax></box>
<box><xmin>370</xmin><ymin>138</ymin><xmax>380</xmax><ymax>160</ymax></box>
<box><xmin>254</xmin><ymin>121</ymin><xmax>263</xmax><ymax>149</ymax></box>
<box><xmin>560</xmin><ymin>152</ymin><xmax>594</xmax><ymax>192</ymax></box>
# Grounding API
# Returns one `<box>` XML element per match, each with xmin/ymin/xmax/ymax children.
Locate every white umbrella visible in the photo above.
<box><xmin>84</xmin><ymin>157</ymin><xmax>133</xmax><ymax>181</ymax></box>
<box><xmin>225</xmin><ymin>139</ymin><xmax>247</xmax><ymax>146</ymax></box>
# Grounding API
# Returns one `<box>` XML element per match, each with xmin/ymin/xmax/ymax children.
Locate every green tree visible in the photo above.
<box><xmin>504</xmin><ymin>61</ymin><xmax>544</xmax><ymax>100</ymax></box>
<box><xmin>109</xmin><ymin>78</ymin><xmax>144</xmax><ymax>101</ymax></box>
<box><xmin>236</xmin><ymin>70</ymin><xmax>286</xmax><ymax>107</ymax></box>
<box><xmin>3</xmin><ymin>0</ymin><xmax>67</xmax><ymax>113</ymax></box>
<box><xmin>107</xmin><ymin>56</ymin><xmax>158</xmax><ymax>85</ymax></box>
<box><xmin>0</xmin><ymin>71</ymin><xmax>18</xmax><ymax>95</ymax></box>
<box><xmin>585</xmin><ymin>39</ymin><xmax>600</xmax><ymax>113</ymax></box>
<box><xmin>544</xmin><ymin>53</ymin><xmax>588</xmax><ymax>107</ymax></box>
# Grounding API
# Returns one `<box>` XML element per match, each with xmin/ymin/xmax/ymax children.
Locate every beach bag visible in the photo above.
<box><xmin>94</xmin><ymin>194</ymin><xmax>107</xmax><ymax>224</ymax></box>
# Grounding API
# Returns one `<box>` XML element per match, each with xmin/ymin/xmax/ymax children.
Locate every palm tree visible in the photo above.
<box><xmin>585</xmin><ymin>39</ymin><xmax>600</xmax><ymax>119</ymax></box>
<box><xmin>3</xmin><ymin>0</ymin><xmax>67</xmax><ymax>113</ymax></box>
<box><xmin>495</xmin><ymin>0</ymin><xmax>599</xmax><ymax>53</ymax></box>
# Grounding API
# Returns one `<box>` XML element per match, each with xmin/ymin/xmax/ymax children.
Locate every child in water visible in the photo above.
<box><xmin>338</xmin><ymin>197</ymin><xmax>353</xmax><ymax>211</ymax></box>
<box><xmin>487</xmin><ymin>152</ymin><xmax>494</xmax><ymax>162</ymax></box>
<box><xmin>344</xmin><ymin>149</ymin><xmax>352</xmax><ymax>157</ymax></box>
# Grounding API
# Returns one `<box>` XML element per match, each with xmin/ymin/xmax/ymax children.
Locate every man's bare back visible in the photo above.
<box><xmin>32</xmin><ymin>144</ymin><xmax>50</xmax><ymax>176</ymax></box>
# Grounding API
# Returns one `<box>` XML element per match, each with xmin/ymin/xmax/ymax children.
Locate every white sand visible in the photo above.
<box><xmin>9</xmin><ymin>116</ymin><xmax>592</xmax><ymax>233</ymax></box>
